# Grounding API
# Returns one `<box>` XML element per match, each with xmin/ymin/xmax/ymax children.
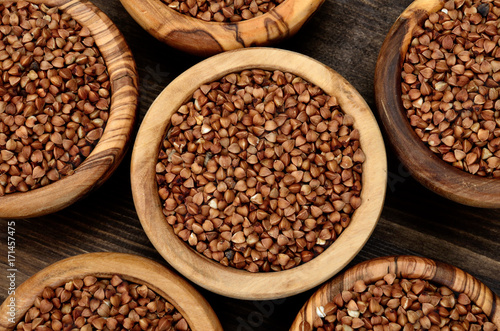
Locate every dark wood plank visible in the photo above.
<box><xmin>1</xmin><ymin>0</ymin><xmax>499</xmax><ymax>330</ymax></box>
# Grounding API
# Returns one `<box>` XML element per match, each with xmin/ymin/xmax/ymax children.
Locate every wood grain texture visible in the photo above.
<box><xmin>0</xmin><ymin>252</ymin><xmax>222</xmax><ymax>331</ymax></box>
<box><xmin>0</xmin><ymin>1</ymin><xmax>498</xmax><ymax>330</ymax></box>
<box><xmin>374</xmin><ymin>0</ymin><xmax>500</xmax><ymax>208</ymax></box>
<box><xmin>0</xmin><ymin>0</ymin><xmax>138</xmax><ymax>218</ymax></box>
<box><xmin>130</xmin><ymin>47</ymin><xmax>387</xmax><ymax>300</ymax></box>
<box><xmin>290</xmin><ymin>256</ymin><xmax>500</xmax><ymax>330</ymax></box>
<box><xmin>118</xmin><ymin>0</ymin><xmax>325</xmax><ymax>56</ymax></box>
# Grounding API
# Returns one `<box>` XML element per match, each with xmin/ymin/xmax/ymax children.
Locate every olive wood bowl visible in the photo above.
<box><xmin>119</xmin><ymin>0</ymin><xmax>324</xmax><ymax>56</ymax></box>
<box><xmin>0</xmin><ymin>252</ymin><xmax>223</xmax><ymax>331</ymax></box>
<box><xmin>0</xmin><ymin>0</ymin><xmax>138</xmax><ymax>218</ymax></box>
<box><xmin>374</xmin><ymin>0</ymin><xmax>500</xmax><ymax>208</ymax></box>
<box><xmin>290</xmin><ymin>255</ymin><xmax>500</xmax><ymax>330</ymax></box>
<box><xmin>130</xmin><ymin>47</ymin><xmax>387</xmax><ymax>300</ymax></box>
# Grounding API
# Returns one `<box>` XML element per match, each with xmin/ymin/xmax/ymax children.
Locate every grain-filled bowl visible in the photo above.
<box><xmin>0</xmin><ymin>0</ymin><xmax>138</xmax><ymax>218</ymax></box>
<box><xmin>131</xmin><ymin>47</ymin><xmax>387</xmax><ymax>300</ymax></box>
<box><xmin>119</xmin><ymin>0</ymin><xmax>324</xmax><ymax>56</ymax></box>
<box><xmin>0</xmin><ymin>252</ymin><xmax>223</xmax><ymax>331</ymax></box>
<box><xmin>375</xmin><ymin>0</ymin><xmax>500</xmax><ymax>208</ymax></box>
<box><xmin>291</xmin><ymin>255</ymin><xmax>500</xmax><ymax>330</ymax></box>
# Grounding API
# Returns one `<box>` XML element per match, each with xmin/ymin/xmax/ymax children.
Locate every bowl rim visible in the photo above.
<box><xmin>130</xmin><ymin>47</ymin><xmax>387</xmax><ymax>300</ymax></box>
<box><xmin>290</xmin><ymin>255</ymin><xmax>500</xmax><ymax>330</ymax></box>
<box><xmin>0</xmin><ymin>252</ymin><xmax>223</xmax><ymax>331</ymax></box>
<box><xmin>374</xmin><ymin>0</ymin><xmax>500</xmax><ymax>208</ymax></box>
<box><xmin>118</xmin><ymin>0</ymin><xmax>325</xmax><ymax>56</ymax></box>
<box><xmin>0</xmin><ymin>0</ymin><xmax>138</xmax><ymax>218</ymax></box>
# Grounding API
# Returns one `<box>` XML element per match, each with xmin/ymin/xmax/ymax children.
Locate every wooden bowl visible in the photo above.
<box><xmin>291</xmin><ymin>255</ymin><xmax>500</xmax><ymax>330</ymax></box>
<box><xmin>0</xmin><ymin>252</ymin><xmax>223</xmax><ymax>331</ymax></box>
<box><xmin>130</xmin><ymin>47</ymin><xmax>387</xmax><ymax>300</ymax></box>
<box><xmin>0</xmin><ymin>0</ymin><xmax>138</xmax><ymax>218</ymax></box>
<box><xmin>119</xmin><ymin>0</ymin><xmax>324</xmax><ymax>56</ymax></box>
<box><xmin>374</xmin><ymin>0</ymin><xmax>500</xmax><ymax>208</ymax></box>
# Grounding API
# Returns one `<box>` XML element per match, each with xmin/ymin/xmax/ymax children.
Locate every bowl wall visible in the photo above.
<box><xmin>119</xmin><ymin>0</ymin><xmax>325</xmax><ymax>56</ymax></box>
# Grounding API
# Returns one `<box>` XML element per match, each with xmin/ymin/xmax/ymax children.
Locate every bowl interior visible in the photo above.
<box><xmin>0</xmin><ymin>252</ymin><xmax>222</xmax><ymax>331</ymax></box>
<box><xmin>131</xmin><ymin>47</ymin><xmax>387</xmax><ymax>300</ymax></box>
<box><xmin>374</xmin><ymin>0</ymin><xmax>500</xmax><ymax>208</ymax></box>
<box><xmin>0</xmin><ymin>0</ymin><xmax>138</xmax><ymax>218</ymax></box>
<box><xmin>290</xmin><ymin>255</ymin><xmax>500</xmax><ymax>330</ymax></box>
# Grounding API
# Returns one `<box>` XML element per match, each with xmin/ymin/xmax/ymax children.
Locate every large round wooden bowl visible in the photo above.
<box><xmin>0</xmin><ymin>0</ymin><xmax>138</xmax><ymax>218</ymax></box>
<box><xmin>291</xmin><ymin>255</ymin><xmax>500</xmax><ymax>330</ymax></box>
<box><xmin>119</xmin><ymin>0</ymin><xmax>324</xmax><ymax>56</ymax></box>
<box><xmin>130</xmin><ymin>48</ymin><xmax>387</xmax><ymax>300</ymax></box>
<box><xmin>374</xmin><ymin>0</ymin><xmax>500</xmax><ymax>208</ymax></box>
<box><xmin>0</xmin><ymin>253</ymin><xmax>223</xmax><ymax>331</ymax></box>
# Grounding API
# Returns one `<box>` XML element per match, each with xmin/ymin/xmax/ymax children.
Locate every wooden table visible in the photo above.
<box><xmin>1</xmin><ymin>0</ymin><xmax>499</xmax><ymax>329</ymax></box>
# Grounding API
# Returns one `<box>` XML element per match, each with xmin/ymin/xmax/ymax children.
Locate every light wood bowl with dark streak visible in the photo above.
<box><xmin>119</xmin><ymin>0</ymin><xmax>324</xmax><ymax>56</ymax></box>
<box><xmin>0</xmin><ymin>0</ymin><xmax>138</xmax><ymax>218</ymax></box>
<box><xmin>374</xmin><ymin>0</ymin><xmax>500</xmax><ymax>208</ymax></box>
<box><xmin>0</xmin><ymin>253</ymin><xmax>223</xmax><ymax>331</ymax></box>
<box><xmin>291</xmin><ymin>255</ymin><xmax>500</xmax><ymax>330</ymax></box>
<box><xmin>130</xmin><ymin>47</ymin><xmax>387</xmax><ymax>300</ymax></box>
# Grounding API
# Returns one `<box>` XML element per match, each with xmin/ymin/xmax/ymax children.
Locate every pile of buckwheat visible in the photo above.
<box><xmin>156</xmin><ymin>69</ymin><xmax>365</xmax><ymax>272</ymax></box>
<box><xmin>0</xmin><ymin>2</ymin><xmax>111</xmax><ymax>196</ymax></box>
<box><xmin>161</xmin><ymin>0</ymin><xmax>285</xmax><ymax>22</ymax></box>
<box><xmin>311</xmin><ymin>275</ymin><xmax>497</xmax><ymax>331</ymax></box>
<box><xmin>402</xmin><ymin>0</ymin><xmax>500</xmax><ymax>178</ymax></box>
<box><xmin>16</xmin><ymin>275</ymin><xmax>190</xmax><ymax>331</ymax></box>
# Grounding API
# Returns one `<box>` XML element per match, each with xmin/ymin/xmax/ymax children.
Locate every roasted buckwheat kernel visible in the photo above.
<box><xmin>0</xmin><ymin>2</ymin><xmax>111</xmax><ymax>196</ymax></box>
<box><xmin>312</xmin><ymin>275</ymin><xmax>497</xmax><ymax>331</ymax></box>
<box><xmin>402</xmin><ymin>0</ymin><xmax>500</xmax><ymax>178</ymax></box>
<box><xmin>16</xmin><ymin>275</ymin><xmax>190</xmax><ymax>331</ymax></box>
<box><xmin>161</xmin><ymin>0</ymin><xmax>285</xmax><ymax>22</ymax></box>
<box><xmin>156</xmin><ymin>69</ymin><xmax>365</xmax><ymax>272</ymax></box>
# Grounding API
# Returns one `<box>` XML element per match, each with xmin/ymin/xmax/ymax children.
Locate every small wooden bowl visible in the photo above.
<box><xmin>374</xmin><ymin>0</ymin><xmax>500</xmax><ymax>208</ymax></box>
<box><xmin>290</xmin><ymin>255</ymin><xmax>500</xmax><ymax>330</ymax></box>
<box><xmin>0</xmin><ymin>0</ymin><xmax>138</xmax><ymax>218</ymax></box>
<box><xmin>0</xmin><ymin>252</ymin><xmax>223</xmax><ymax>331</ymax></box>
<box><xmin>131</xmin><ymin>48</ymin><xmax>387</xmax><ymax>300</ymax></box>
<box><xmin>119</xmin><ymin>0</ymin><xmax>324</xmax><ymax>56</ymax></box>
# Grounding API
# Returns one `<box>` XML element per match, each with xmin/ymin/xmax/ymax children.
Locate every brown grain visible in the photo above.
<box><xmin>0</xmin><ymin>2</ymin><xmax>111</xmax><ymax>196</ymax></box>
<box><xmin>313</xmin><ymin>276</ymin><xmax>497</xmax><ymax>331</ymax></box>
<box><xmin>156</xmin><ymin>69</ymin><xmax>365</xmax><ymax>272</ymax></box>
<box><xmin>161</xmin><ymin>0</ymin><xmax>285</xmax><ymax>22</ymax></box>
<box><xmin>401</xmin><ymin>0</ymin><xmax>500</xmax><ymax>178</ymax></box>
<box><xmin>15</xmin><ymin>275</ymin><xmax>190</xmax><ymax>331</ymax></box>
